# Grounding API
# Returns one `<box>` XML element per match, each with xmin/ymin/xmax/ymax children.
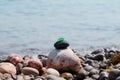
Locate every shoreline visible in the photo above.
<box><xmin>0</xmin><ymin>44</ymin><xmax>119</xmax><ymax>56</ymax></box>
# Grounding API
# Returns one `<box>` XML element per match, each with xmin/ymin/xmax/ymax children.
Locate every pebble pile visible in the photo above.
<box><xmin>0</xmin><ymin>39</ymin><xmax>120</xmax><ymax>80</ymax></box>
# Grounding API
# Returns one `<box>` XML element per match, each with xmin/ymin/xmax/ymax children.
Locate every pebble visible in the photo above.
<box><xmin>16</xmin><ymin>63</ymin><xmax>23</xmax><ymax>74</ymax></box>
<box><xmin>108</xmin><ymin>69</ymin><xmax>120</xmax><ymax>80</ymax></box>
<box><xmin>27</xmin><ymin>58</ymin><xmax>43</xmax><ymax>71</ymax></box>
<box><xmin>7</xmin><ymin>53</ymin><xmax>23</xmax><ymax>65</ymax></box>
<box><xmin>54</xmin><ymin>40</ymin><xmax>69</xmax><ymax>49</ymax></box>
<box><xmin>60</xmin><ymin>72</ymin><xmax>73</xmax><ymax>80</ymax></box>
<box><xmin>16</xmin><ymin>75</ymin><xmax>24</xmax><ymax>80</ymax></box>
<box><xmin>99</xmin><ymin>71</ymin><xmax>108</xmax><ymax>80</ymax></box>
<box><xmin>46</xmin><ymin>68</ymin><xmax>60</xmax><ymax>76</ymax></box>
<box><xmin>21</xmin><ymin>67</ymin><xmax>39</xmax><ymax>75</ymax></box>
<box><xmin>0</xmin><ymin>62</ymin><xmax>16</xmax><ymax>74</ymax></box>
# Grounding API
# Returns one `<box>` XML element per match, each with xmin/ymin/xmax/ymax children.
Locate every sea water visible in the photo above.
<box><xmin>0</xmin><ymin>0</ymin><xmax>120</xmax><ymax>55</ymax></box>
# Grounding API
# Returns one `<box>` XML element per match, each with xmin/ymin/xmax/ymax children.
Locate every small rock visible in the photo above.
<box><xmin>99</xmin><ymin>62</ymin><xmax>107</xmax><ymax>69</ymax></box>
<box><xmin>7</xmin><ymin>53</ymin><xmax>23</xmax><ymax>65</ymax></box>
<box><xmin>23</xmin><ymin>75</ymin><xmax>34</xmax><ymax>80</ymax></box>
<box><xmin>27</xmin><ymin>58</ymin><xmax>43</xmax><ymax>71</ymax></box>
<box><xmin>108</xmin><ymin>69</ymin><xmax>120</xmax><ymax>80</ymax></box>
<box><xmin>21</xmin><ymin>67</ymin><xmax>39</xmax><ymax>75</ymax></box>
<box><xmin>91</xmin><ymin>74</ymin><xmax>99</xmax><ymax>79</ymax></box>
<box><xmin>84</xmin><ymin>64</ymin><xmax>93</xmax><ymax>71</ymax></box>
<box><xmin>60</xmin><ymin>72</ymin><xmax>73</xmax><ymax>80</ymax></box>
<box><xmin>89</xmin><ymin>69</ymin><xmax>99</xmax><ymax>77</ymax></box>
<box><xmin>0</xmin><ymin>62</ymin><xmax>16</xmax><ymax>74</ymax></box>
<box><xmin>91</xmin><ymin>48</ymin><xmax>105</xmax><ymax>54</ymax></box>
<box><xmin>94</xmin><ymin>54</ymin><xmax>104</xmax><ymax>61</ymax></box>
<box><xmin>16</xmin><ymin>75</ymin><xmax>24</xmax><ymax>80</ymax></box>
<box><xmin>99</xmin><ymin>71</ymin><xmax>108</xmax><ymax>80</ymax></box>
<box><xmin>46</xmin><ymin>68</ymin><xmax>60</xmax><ymax>76</ymax></box>
<box><xmin>76</xmin><ymin>68</ymin><xmax>88</xmax><ymax>80</ymax></box>
<box><xmin>16</xmin><ymin>63</ymin><xmax>23</xmax><ymax>74</ymax></box>
<box><xmin>41</xmin><ymin>58</ymin><xmax>47</xmax><ymax>67</ymax></box>
<box><xmin>54</xmin><ymin>40</ymin><xmax>69</xmax><ymax>49</ymax></box>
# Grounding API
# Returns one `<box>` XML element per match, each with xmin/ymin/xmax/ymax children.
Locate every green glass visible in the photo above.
<box><xmin>58</xmin><ymin>37</ymin><xmax>64</xmax><ymax>41</ymax></box>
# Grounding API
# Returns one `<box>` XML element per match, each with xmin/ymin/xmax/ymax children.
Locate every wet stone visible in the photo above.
<box><xmin>108</xmin><ymin>69</ymin><xmax>120</xmax><ymax>80</ymax></box>
<box><xmin>85</xmin><ymin>59</ymin><xmax>93</xmax><ymax>65</ymax></box>
<box><xmin>54</xmin><ymin>40</ymin><xmax>69</xmax><ymax>49</ymax></box>
<box><xmin>91</xmin><ymin>48</ymin><xmax>105</xmax><ymax>54</ymax></box>
<box><xmin>76</xmin><ymin>68</ymin><xmax>88</xmax><ymax>80</ymax></box>
<box><xmin>99</xmin><ymin>71</ymin><xmax>108</xmax><ymax>80</ymax></box>
<box><xmin>94</xmin><ymin>54</ymin><xmax>104</xmax><ymax>61</ymax></box>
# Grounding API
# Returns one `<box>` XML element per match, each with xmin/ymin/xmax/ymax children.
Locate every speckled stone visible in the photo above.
<box><xmin>47</xmin><ymin>48</ymin><xmax>81</xmax><ymax>73</ymax></box>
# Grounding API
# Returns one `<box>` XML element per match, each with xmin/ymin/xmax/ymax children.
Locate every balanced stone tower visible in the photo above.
<box><xmin>46</xmin><ymin>38</ymin><xmax>81</xmax><ymax>73</ymax></box>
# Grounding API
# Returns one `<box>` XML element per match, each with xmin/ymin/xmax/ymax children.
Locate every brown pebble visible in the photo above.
<box><xmin>21</xmin><ymin>67</ymin><xmax>39</xmax><ymax>75</ymax></box>
<box><xmin>7</xmin><ymin>53</ymin><xmax>23</xmax><ymax>65</ymax></box>
<box><xmin>0</xmin><ymin>62</ymin><xmax>16</xmax><ymax>75</ymax></box>
<box><xmin>16</xmin><ymin>63</ymin><xmax>23</xmax><ymax>74</ymax></box>
<box><xmin>27</xmin><ymin>58</ymin><xmax>43</xmax><ymax>71</ymax></box>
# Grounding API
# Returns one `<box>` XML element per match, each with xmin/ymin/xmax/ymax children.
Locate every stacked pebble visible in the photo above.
<box><xmin>0</xmin><ymin>39</ymin><xmax>120</xmax><ymax>80</ymax></box>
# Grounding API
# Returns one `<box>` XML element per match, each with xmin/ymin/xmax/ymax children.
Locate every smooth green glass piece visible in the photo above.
<box><xmin>58</xmin><ymin>37</ymin><xmax>64</xmax><ymax>41</ymax></box>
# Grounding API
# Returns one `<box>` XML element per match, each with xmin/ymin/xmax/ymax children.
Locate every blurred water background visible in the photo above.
<box><xmin>0</xmin><ymin>0</ymin><xmax>120</xmax><ymax>55</ymax></box>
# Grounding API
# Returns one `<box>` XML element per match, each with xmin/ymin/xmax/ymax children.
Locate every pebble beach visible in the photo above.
<box><xmin>1</xmin><ymin>0</ymin><xmax>120</xmax><ymax>80</ymax></box>
<box><xmin>0</xmin><ymin>39</ymin><xmax>120</xmax><ymax>80</ymax></box>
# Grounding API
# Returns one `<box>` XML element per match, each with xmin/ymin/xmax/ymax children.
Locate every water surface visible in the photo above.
<box><xmin>0</xmin><ymin>0</ymin><xmax>120</xmax><ymax>55</ymax></box>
